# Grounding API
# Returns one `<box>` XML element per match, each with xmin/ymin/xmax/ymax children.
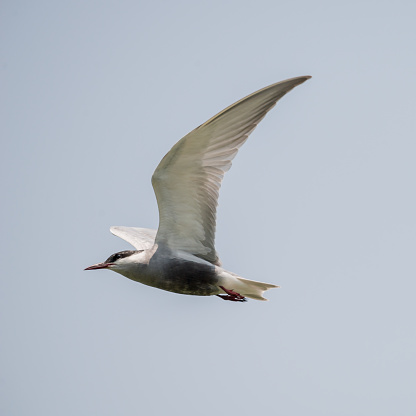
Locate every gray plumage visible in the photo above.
<box><xmin>85</xmin><ymin>76</ymin><xmax>311</xmax><ymax>301</ymax></box>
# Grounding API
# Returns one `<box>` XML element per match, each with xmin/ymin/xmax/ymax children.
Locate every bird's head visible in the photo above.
<box><xmin>84</xmin><ymin>250</ymin><xmax>145</xmax><ymax>273</ymax></box>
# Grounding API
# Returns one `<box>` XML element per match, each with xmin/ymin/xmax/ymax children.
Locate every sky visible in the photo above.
<box><xmin>1</xmin><ymin>1</ymin><xmax>416</xmax><ymax>415</ymax></box>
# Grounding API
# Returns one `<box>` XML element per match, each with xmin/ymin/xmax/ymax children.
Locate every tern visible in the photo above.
<box><xmin>85</xmin><ymin>76</ymin><xmax>310</xmax><ymax>301</ymax></box>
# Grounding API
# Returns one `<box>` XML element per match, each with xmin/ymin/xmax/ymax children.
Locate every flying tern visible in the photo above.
<box><xmin>85</xmin><ymin>76</ymin><xmax>311</xmax><ymax>301</ymax></box>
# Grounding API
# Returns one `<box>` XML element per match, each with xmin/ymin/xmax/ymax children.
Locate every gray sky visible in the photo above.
<box><xmin>2</xmin><ymin>1</ymin><xmax>416</xmax><ymax>415</ymax></box>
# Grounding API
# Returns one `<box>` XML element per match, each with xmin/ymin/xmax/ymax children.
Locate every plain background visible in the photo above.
<box><xmin>2</xmin><ymin>1</ymin><xmax>415</xmax><ymax>415</ymax></box>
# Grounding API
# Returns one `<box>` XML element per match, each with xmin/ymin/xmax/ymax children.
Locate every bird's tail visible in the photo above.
<box><xmin>236</xmin><ymin>277</ymin><xmax>279</xmax><ymax>301</ymax></box>
<box><xmin>218</xmin><ymin>270</ymin><xmax>279</xmax><ymax>301</ymax></box>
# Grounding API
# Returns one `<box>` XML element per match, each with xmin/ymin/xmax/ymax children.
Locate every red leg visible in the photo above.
<box><xmin>217</xmin><ymin>286</ymin><xmax>247</xmax><ymax>302</ymax></box>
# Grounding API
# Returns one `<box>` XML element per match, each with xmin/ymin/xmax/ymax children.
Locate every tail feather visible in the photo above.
<box><xmin>236</xmin><ymin>277</ymin><xmax>279</xmax><ymax>301</ymax></box>
<box><xmin>217</xmin><ymin>269</ymin><xmax>279</xmax><ymax>301</ymax></box>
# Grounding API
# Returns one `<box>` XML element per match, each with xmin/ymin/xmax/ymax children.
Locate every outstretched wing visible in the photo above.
<box><xmin>152</xmin><ymin>76</ymin><xmax>311</xmax><ymax>265</ymax></box>
<box><xmin>110</xmin><ymin>226</ymin><xmax>157</xmax><ymax>250</ymax></box>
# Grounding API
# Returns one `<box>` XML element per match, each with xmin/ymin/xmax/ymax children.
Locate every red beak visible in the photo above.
<box><xmin>84</xmin><ymin>263</ymin><xmax>113</xmax><ymax>270</ymax></box>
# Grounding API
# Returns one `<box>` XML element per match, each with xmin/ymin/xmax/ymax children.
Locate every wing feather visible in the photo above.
<box><xmin>152</xmin><ymin>76</ymin><xmax>310</xmax><ymax>265</ymax></box>
<box><xmin>110</xmin><ymin>226</ymin><xmax>157</xmax><ymax>250</ymax></box>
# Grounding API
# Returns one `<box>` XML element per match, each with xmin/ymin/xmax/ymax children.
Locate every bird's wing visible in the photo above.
<box><xmin>152</xmin><ymin>76</ymin><xmax>311</xmax><ymax>265</ymax></box>
<box><xmin>110</xmin><ymin>226</ymin><xmax>157</xmax><ymax>250</ymax></box>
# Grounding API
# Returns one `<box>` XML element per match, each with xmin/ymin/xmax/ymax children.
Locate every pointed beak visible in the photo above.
<box><xmin>84</xmin><ymin>262</ymin><xmax>113</xmax><ymax>270</ymax></box>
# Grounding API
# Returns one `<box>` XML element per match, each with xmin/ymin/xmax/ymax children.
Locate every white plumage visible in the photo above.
<box><xmin>86</xmin><ymin>76</ymin><xmax>311</xmax><ymax>302</ymax></box>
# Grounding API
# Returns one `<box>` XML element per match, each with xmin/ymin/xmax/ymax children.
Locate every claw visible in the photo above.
<box><xmin>217</xmin><ymin>286</ymin><xmax>247</xmax><ymax>302</ymax></box>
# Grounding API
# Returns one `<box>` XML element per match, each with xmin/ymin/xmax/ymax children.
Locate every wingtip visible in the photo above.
<box><xmin>297</xmin><ymin>75</ymin><xmax>312</xmax><ymax>83</ymax></box>
<box><xmin>271</xmin><ymin>75</ymin><xmax>311</xmax><ymax>91</ymax></box>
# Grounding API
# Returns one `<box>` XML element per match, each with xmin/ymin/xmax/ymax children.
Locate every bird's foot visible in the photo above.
<box><xmin>217</xmin><ymin>286</ymin><xmax>247</xmax><ymax>302</ymax></box>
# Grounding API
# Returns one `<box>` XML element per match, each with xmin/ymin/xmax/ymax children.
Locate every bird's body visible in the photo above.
<box><xmin>85</xmin><ymin>76</ymin><xmax>310</xmax><ymax>301</ymax></box>
<box><xmin>112</xmin><ymin>244</ymin><xmax>219</xmax><ymax>297</ymax></box>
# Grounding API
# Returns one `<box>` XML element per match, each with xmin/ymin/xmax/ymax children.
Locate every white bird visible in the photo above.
<box><xmin>85</xmin><ymin>76</ymin><xmax>311</xmax><ymax>302</ymax></box>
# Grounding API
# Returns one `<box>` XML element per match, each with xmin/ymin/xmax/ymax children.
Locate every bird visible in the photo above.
<box><xmin>85</xmin><ymin>76</ymin><xmax>311</xmax><ymax>302</ymax></box>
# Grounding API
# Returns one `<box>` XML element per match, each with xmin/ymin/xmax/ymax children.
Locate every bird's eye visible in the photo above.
<box><xmin>105</xmin><ymin>250</ymin><xmax>137</xmax><ymax>264</ymax></box>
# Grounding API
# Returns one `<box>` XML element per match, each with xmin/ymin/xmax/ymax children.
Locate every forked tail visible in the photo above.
<box><xmin>236</xmin><ymin>277</ymin><xmax>279</xmax><ymax>301</ymax></box>
<box><xmin>218</xmin><ymin>269</ymin><xmax>279</xmax><ymax>301</ymax></box>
